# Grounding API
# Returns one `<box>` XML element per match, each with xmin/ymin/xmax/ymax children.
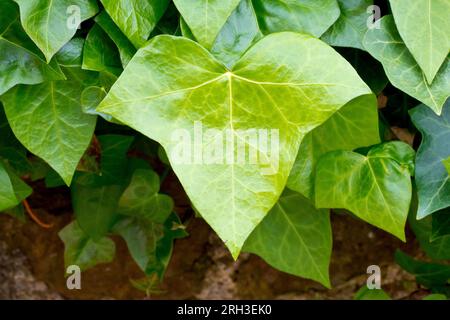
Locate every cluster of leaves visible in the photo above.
<box><xmin>0</xmin><ymin>0</ymin><xmax>449</xmax><ymax>293</ymax></box>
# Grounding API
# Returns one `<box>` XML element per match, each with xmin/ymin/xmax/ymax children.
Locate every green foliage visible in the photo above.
<box><xmin>1</xmin><ymin>0</ymin><xmax>450</xmax><ymax>294</ymax></box>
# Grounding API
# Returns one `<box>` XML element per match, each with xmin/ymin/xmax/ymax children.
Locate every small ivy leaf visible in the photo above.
<box><xmin>410</xmin><ymin>101</ymin><xmax>450</xmax><ymax>219</ymax></box>
<box><xmin>423</xmin><ymin>294</ymin><xmax>448</xmax><ymax>301</ymax></box>
<box><xmin>94</xmin><ymin>11</ymin><xmax>136</xmax><ymax>68</ymax></box>
<box><xmin>83</xmin><ymin>24</ymin><xmax>123</xmax><ymax>77</ymax></box>
<box><xmin>287</xmin><ymin>94</ymin><xmax>380</xmax><ymax>200</ymax></box>
<box><xmin>0</xmin><ymin>0</ymin><xmax>65</xmax><ymax>95</ymax></box>
<box><xmin>118</xmin><ymin>169</ymin><xmax>174</xmax><ymax>223</ymax></box>
<box><xmin>179</xmin><ymin>17</ymin><xmax>195</xmax><ymax>41</ymax></box>
<box><xmin>322</xmin><ymin>0</ymin><xmax>373</xmax><ymax>50</ymax></box>
<box><xmin>97</xmin><ymin>33</ymin><xmax>371</xmax><ymax>258</ymax></box>
<box><xmin>315</xmin><ymin>141</ymin><xmax>415</xmax><ymax>241</ymax></box>
<box><xmin>13</xmin><ymin>0</ymin><xmax>98</xmax><ymax>62</ymax></box>
<box><xmin>389</xmin><ymin>0</ymin><xmax>450</xmax><ymax>84</ymax></box>
<box><xmin>395</xmin><ymin>250</ymin><xmax>450</xmax><ymax>289</ymax></box>
<box><xmin>0</xmin><ymin>161</ymin><xmax>32</xmax><ymax>212</ymax></box>
<box><xmin>100</xmin><ymin>0</ymin><xmax>170</xmax><ymax>48</ymax></box>
<box><xmin>354</xmin><ymin>286</ymin><xmax>391</xmax><ymax>300</ymax></box>
<box><xmin>211</xmin><ymin>0</ymin><xmax>261</xmax><ymax>69</ymax></box>
<box><xmin>173</xmin><ymin>0</ymin><xmax>241</xmax><ymax>50</ymax></box>
<box><xmin>252</xmin><ymin>0</ymin><xmax>340</xmax><ymax>37</ymax></box>
<box><xmin>59</xmin><ymin>220</ymin><xmax>116</xmax><ymax>271</ymax></box>
<box><xmin>363</xmin><ymin>15</ymin><xmax>450</xmax><ymax>115</ymax></box>
<box><xmin>244</xmin><ymin>190</ymin><xmax>332</xmax><ymax>288</ymax></box>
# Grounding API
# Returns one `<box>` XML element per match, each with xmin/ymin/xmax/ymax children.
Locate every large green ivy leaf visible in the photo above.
<box><xmin>118</xmin><ymin>169</ymin><xmax>173</xmax><ymax>223</ymax></box>
<box><xmin>287</xmin><ymin>94</ymin><xmax>380</xmax><ymax>199</ymax></box>
<box><xmin>252</xmin><ymin>0</ymin><xmax>340</xmax><ymax>37</ymax></box>
<box><xmin>211</xmin><ymin>0</ymin><xmax>261</xmax><ymax>69</ymax></box>
<box><xmin>95</xmin><ymin>11</ymin><xmax>136</xmax><ymax>68</ymax></box>
<box><xmin>244</xmin><ymin>190</ymin><xmax>332</xmax><ymax>287</ymax></box>
<box><xmin>13</xmin><ymin>0</ymin><xmax>98</xmax><ymax>62</ymax></box>
<box><xmin>173</xmin><ymin>0</ymin><xmax>241</xmax><ymax>49</ymax></box>
<box><xmin>389</xmin><ymin>0</ymin><xmax>450</xmax><ymax>84</ymax></box>
<box><xmin>363</xmin><ymin>15</ymin><xmax>450</xmax><ymax>115</ymax></box>
<box><xmin>322</xmin><ymin>0</ymin><xmax>372</xmax><ymax>50</ymax></box>
<box><xmin>97</xmin><ymin>33</ymin><xmax>371</xmax><ymax>258</ymax></box>
<box><xmin>100</xmin><ymin>0</ymin><xmax>170</xmax><ymax>48</ymax></box>
<box><xmin>59</xmin><ymin>221</ymin><xmax>116</xmax><ymax>271</ymax></box>
<box><xmin>315</xmin><ymin>142</ymin><xmax>415</xmax><ymax>240</ymax></box>
<box><xmin>0</xmin><ymin>39</ymin><xmax>98</xmax><ymax>185</ymax></box>
<box><xmin>0</xmin><ymin>161</ymin><xmax>32</xmax><ymax>212</ymax></box>
<box><xmin>0</xmin><ymin>0</ymin><xmax>65</xmax><ymax>95</ymax></box>
<box><xmin>410</xmin><ymin>101</ymin><xmax>450</xmax><ymax>218</ymax></box>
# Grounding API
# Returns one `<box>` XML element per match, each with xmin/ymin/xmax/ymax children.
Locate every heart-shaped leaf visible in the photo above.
<box><xmin>389</xmin><ymin>0</ymin><xmax>450</xmax><ymax>84</ymax></box>
<box><xmin>100</xmin><ymin>0</ymin><xmax>170</xmax><ymax>48</ymax></box>
<box><xmin>315</xmin><ymin>142</ymin><xmax>415</xmax><ymax>240</ymax></box>
<box><xmin>13</xmin><ymin>0</ymin><xmax>98</xmax><ymax>62</ymax></box>
<box><xmin>0</xmin><ymin>161</ymin><xmax>32</xmax><ymax>211</ymax></box>
<box><xmin>410</xmin><ymin>101</ymin><xmax>450</xmax><ymax>218</ymax></box>
<box><xmin>363</xmin><ymin>15</ymin><xmax>450</xmax><ymax>115</ymax></box>
<box><xmin>244</xmin><ymin>190</ymin><xmax>332</xmax><ymax>287</ymax></box>
<box><xmin>97</xmin><ymin>33</ymin><xmax>371</xmax><ymax>258</ymax></box>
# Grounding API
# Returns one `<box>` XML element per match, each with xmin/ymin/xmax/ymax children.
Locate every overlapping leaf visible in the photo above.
<box><xmin>315</xmin><ymin>142</ymin><xmax>415</xmax><ymax>240</ymax></box>
<box><xmin>244</xmin><ymin>190</ymin><xmax>332</xmax><ymax>287</ymax></box>
<box><xmin>364</xmin><ymin>16</ymin><xmax>449</xmax><ymax>115</ymax></box>
<box><xmin>13</xmin><ymin>0</ymin><xmax>98</xmax><ymax>61</ymax></box>
<box><xmin>0</xmin><ymin>161</ymin><xmax>31</xmax><ymax>212</ymax></box>
<box><xmin>410</xmin><ymin>101</ymin><xmax>450</xmax><ymax>218</ymax></box>
<box><xmin>97</xmin><ymin>33</ymin><xmax>371</xmax><ymax>257</ymax></box>
<box><xmin>389</xmin><ymin>0</ymin><xmax>450</xmax><ymax>84</ymax></box>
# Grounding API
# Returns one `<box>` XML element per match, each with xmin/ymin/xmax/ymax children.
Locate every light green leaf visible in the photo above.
<box><xmin>363</xmin><ymin>15</ymin><xmax>450</xmax><ymax>115</ymax></box>
<box><xmin>287</xmin><ymin>94</ymin><xmax>380</xmax><ymax>199</ymax></box>
<box><xmin>95</xmin><ymin>11</ymin><xmax>136</xmax><ymax>68</ymax></box>
<box><xmin>0</xmin><ymin>161</ymin><xmax>32</xmax><ymax>212</ymax></box>
<box><xmin>252</xmin><ymin>0</ymin><xmax>340</xmax><ymax>37</ymax></box>
<box><xmin>322</xmin><ymin>0</ymin><xmax>373</xmax><ymax>50</ymax></box>
<box><xmin>118</xmin><ymin>169</ymin><xmax>173</xmax><ymax>223</ymax></box>
<box><xmin>354</xmin><ymin>286</ymin><xmax>391</xmax><ymax>300</ymax></box>
<box><xmin>97</xmin><ymin>33</ymin><xmax>371</xmax><ymax>258</ymax></box>
<box><xmin>59</xmin><ymin>220</ymin><xmax>116</xmax><ymax>271</ymax></box>
<box><xmin>100</xmin><ymin>0</ymin><xmax>170</xmax><ymax>48</ymax></box>
<box><xmin>389</xmin><ymin>0</ymin><xmax>450</xmax><ymax>84</ymax></box>
<box><xmin>13</xmin><ymin>0</ymin><xmax>98</xmax><ymax>62</ymax></box>
<box><xmin>443</xmin><ymin>157</ymin><xmax>450</xmax><ymax>176</ymax></box>
<box><xmin>211</xmin><ymin>0</ymin><xmax>261</xmax><ymax>69</ymax></box>
<box><xmin>82</xmin><ymin>24</ymin><xmax>122</xmax><ymax>77</ymax></box>
<box><xmin>244</xmin><ymin>190</ymin><xmax>332</xmax><ymax>287</ymax></box>
<box><xmin>0</xmin><ymin>0</ymin><xmax>65</xmax><ymax>95</ymax></box>
<box><xmin>423</xmin><ymin>294</ymin><xmax>447</xmax><ymax>300</ymax></box>
<box><xmin>315</xmin><ymin>142</ymin><xmax>415</xmax><ymax>240</ymax></box>
<box><xmin>410</xmin><ymin>101</ymin><xmax>450</xmax><ymax>218</ymax></box>
<box><xmin>173</xmin><ymin>0</ymin><xmax>241</xmax><ymax>49</ymax></box>
<box><xmin>179</xmin><ymin>17</ymin><xmax>195</xmax><ymax>40</ymax></box>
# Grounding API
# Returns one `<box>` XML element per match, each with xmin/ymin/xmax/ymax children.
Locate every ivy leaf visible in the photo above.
<box><xmin>431</xmin><ymin>209</ymin><xmax>450</xmax><ymax>242</ymax></box>
<box><xmin>322</xmin><ymin>0</ymin><xmax>373</xmax><ymax>50</ymax></box>
<box><xmin>13</xmin><ymin>0</ymin><xmax>98</xmax><ymax>62</ymax></box>
<box><xmin>0</xmin><ymin>0</ymin><xmax>65</xmax><ymax>95</ymax></box>
<box><xmin>363</xmin><ymin>15</ymin><xmax>449</xmax><ymax>115</ymax></box>
<box><xmin>0</xmin><ymin>161</ymin><xmax>32</xmax><ymax>212</ymax></box>
<box><xmin>100</xmin><ymin>0</ymin><xmax>170</xmax><ymax>48</ymax></box>
<box><xmin>118</xmin><ymin>169</ymin><xmax>174</xmax><ymax>223</ymax></box>
<box><xmin>173</xmin><ymin>0</ymin><xmax>241</xmax><ymax>49</ymax></box>
<box><xmin>410</xmin><ymin>101</ymin><xmax>450</xmax><ymax>218</ymax></box>
<box><xmin>97</xmin><ymin>33</ymin><xmax>371</xmax><ymax>258</ymax></box>
<box><xmin>395</xmin><ymin>250</ymin><xmax>450</xmax><ymax>289</ymax></box>
<box><xmin>59</xmin><ymin>220</ymin><xmax>116</xmax><ymax>271</ymax></box>
<box><xmin>287</xmin><ymin>94</ymin><xmax>380</xmax><ymax>199</ymax></box>
<box><xmin>444</xmin><ymin>157</ymin><xmax>450</xmax><ymax>175</ymax></box>
<box><xmin>354</xmin><ymin>286</ymin><xmax>391</xmax><ymax>300</ymax></box>
<box><xmin>94</xmin><ymin>11</ymin><xmax>136</xmax><ymax>68</ymax></box>
<box><xmin>82</xmin><ymin>24</ymin><xmax>123</xmax><ymax>77</ymax></box>
<box><xmin>252</xmin><ymin>0</ymin><xmax>340</xmax><ymax>37</ymax></box>
<box><xmin>211</xmin><ymin>0</ymin><xmax>261</xmax><ymax>69</ymax></box>
<box><xmin>315</xmin><ymin>142</ymin><xmax>415</xmax><ymax>240</ymax></box>
<box><xmin>389</xmin><ymin>0</ymin><xmax>450</xmax><ymax>84</ymax></box>
<box><xmin>244</xmin><ymin>190</ymin><xmax>332</xmax><ymax>287</ymax></box>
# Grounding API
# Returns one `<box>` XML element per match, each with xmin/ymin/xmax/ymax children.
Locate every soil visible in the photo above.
<box><xmin>0</xmin><ymin>179</ymin><xmax>428</xmax><ymax>300</ymax></box>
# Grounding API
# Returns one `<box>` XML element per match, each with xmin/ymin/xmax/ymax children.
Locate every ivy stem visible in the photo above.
<box><xmin>22</xmin><ymin>199</ymin><xmax>53</xmax><ymax>229</ymax></box>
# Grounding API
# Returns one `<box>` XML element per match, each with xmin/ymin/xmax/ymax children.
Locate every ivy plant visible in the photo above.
<box><xmin>0</xmin><ymin>0</ymin><xmax>449</xmax><ymax>294</ymax></box>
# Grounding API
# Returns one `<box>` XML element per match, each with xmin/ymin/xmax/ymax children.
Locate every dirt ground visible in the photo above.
<box><xmin>0</xmin><ymin>181</ymin><xmax>428</xmax><ymax>300</ymax></box>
